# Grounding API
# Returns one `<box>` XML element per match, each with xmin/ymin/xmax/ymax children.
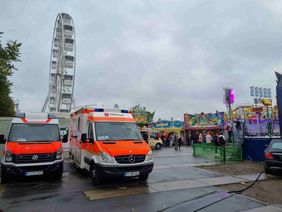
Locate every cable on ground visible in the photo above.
<box><xmin>228</xmin><ymin>170</ymin><xmax>265</xmax><ymax>194</ymax></box>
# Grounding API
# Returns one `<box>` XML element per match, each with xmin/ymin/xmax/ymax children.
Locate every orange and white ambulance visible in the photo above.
<box><xmin>69</xmin><ymin>107</ymin><xmax>154</xmax><ymax>185</ymax></box>
<box><xmin>0</xmin><ymin>113</ymin><xmax>68</xmax><ymax>183</ymax></box>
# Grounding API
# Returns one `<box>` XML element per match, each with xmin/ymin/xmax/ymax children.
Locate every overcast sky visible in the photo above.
<box><xmin>1</xmin><ymin>0</ymin><xmax>281</xmax><ymax>120</ymax></box>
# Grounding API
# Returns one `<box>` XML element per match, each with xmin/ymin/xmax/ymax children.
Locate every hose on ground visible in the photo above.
<box><xmin>228</xmin><ymin>170</ymin><xmax>265</xmax><ymax>194</ymax></box>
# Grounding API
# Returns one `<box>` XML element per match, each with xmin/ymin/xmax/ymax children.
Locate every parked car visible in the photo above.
<box><xmin>264</xmin><ymin>139</ymin><xmax>282</xmax><ymax>175</ymax></box>
<box><xmin>140</xmin><ymin>129</ymin><xmax>163</xmax><ymax>150</ymax></box>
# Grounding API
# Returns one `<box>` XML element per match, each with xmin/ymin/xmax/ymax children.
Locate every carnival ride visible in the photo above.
<box><xmin>42</xmin><ymin>13</ymin><xmax>76</xmax><ymax>113</ymax></box>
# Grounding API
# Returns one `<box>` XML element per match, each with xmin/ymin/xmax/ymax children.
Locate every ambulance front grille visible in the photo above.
<box><xmin>115</xmin><ymin>155</ymin><xmax>146</xmax><ymax>164</ymax></box>
<box><xmin>13</xmin><ymin>153</ymin><xmax>56</xmax><ymax>163</ymax></box>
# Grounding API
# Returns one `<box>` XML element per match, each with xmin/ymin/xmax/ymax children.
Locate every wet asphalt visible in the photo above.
<box><xmin>0</xmin><ymin>147</ymin><xmax>265</xmax><ymax>212</ymax></box>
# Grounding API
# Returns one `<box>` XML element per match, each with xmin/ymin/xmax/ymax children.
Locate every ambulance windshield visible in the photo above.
<box><xmin>8</xmin><ymin>123</ymin><xmax>60</xmax><ymax>142</ymax></box>
<box><xmin>95</xmin><ymin>122</ymin><xmax>142</xmax><ymax>141</ymax></box>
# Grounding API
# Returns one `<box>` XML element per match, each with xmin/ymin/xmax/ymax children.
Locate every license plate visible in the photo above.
<box><xmin>25</xmin><ymin>171</ymin><xmax>43</xmax><ymax>176</ymax></box>
<box><xmin>124</xmin><ymin>171</ymin><xmax>140</xmax><ymax>177</ymax></box>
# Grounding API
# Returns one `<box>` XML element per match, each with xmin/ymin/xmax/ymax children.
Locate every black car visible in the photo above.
<box><xmin>264</xmin><ymin>139</ymin><xmax>282</xmax><ymax>174</ymax></box>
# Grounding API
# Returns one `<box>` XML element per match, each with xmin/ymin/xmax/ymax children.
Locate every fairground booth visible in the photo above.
<box><xmin>184</xmin><ymin>112</ymin><xmax>225</xmax><ymax>144</ymax></box>
<box><xmin>232</xmin><ymin>103</ymin><xmax>279</xmax><ymax>137</ymax></box>
<box><xmin>152</xmin><ymin>120</ymin><xmax>184</xmax><ymax>144</ymax></box>
<box><xmin>186</xmin><ymin>111</ymin><xmax>243</xmax><ymax>161</ymax></box>
<box><xmin>232</xmin><ymin>102</ymin><xmax>280</xmax><ymax>161</ymax></box>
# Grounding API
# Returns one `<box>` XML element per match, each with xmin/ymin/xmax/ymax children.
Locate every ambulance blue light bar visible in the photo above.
<box><xmin>92</xmin><ymin>108</ymin><xmax>130</xmax><ymax>113</ymax></box>
<box><xmin>121</xmin><ymin>110</ymin><xmax>129</xmax><ymax>113</ymax></box>
<box><xmin>94</xmin><ymin>108</ymin><xmax>104</xmax><ymax>112</ymax></box>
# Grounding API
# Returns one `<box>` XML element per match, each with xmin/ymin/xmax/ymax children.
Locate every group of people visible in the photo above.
<box><xmin>162</xmin><ymin>132</ymin><xmax>184</xmax><ymax>150</ymax></box>
<box><xmin>156</xmin><ymin>130</ymin><xmax>227</xmax><ymax>149</ymax></box>
<box><xmin>197</xmin><ymin>131</ymin><xmax>226</xmax><ymax>146</ymax></box>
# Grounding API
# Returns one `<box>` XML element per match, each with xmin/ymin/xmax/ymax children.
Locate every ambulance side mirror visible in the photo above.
<box><xmin>0</xmin><ymin>135</ymin><xmax>6</xmax><ymax>144</ymax></box>
<box><xmin>62</xmin><ymin>134</ymin><xmax>68</xmax><ymax>143</ymax></box>
<box><xmin>81</xmin><ymin>133</ymin><xmax>87</xmax><ymax>143</ymax></box>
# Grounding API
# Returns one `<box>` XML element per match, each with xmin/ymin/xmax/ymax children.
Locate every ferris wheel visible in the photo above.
<box><xmin>42</xmin><ymin>13</ymin><xmax>76</xmax><ymax>113</ymax></box>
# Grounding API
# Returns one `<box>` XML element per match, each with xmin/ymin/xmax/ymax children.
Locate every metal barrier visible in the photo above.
<box><xmin>193</xmin><ymin>143</ymin><xmax>242</xmax><ymax>161</ymax></box>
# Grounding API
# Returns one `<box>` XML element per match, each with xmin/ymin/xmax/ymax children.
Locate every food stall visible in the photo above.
<box><xmin>152</xmin><ymin>120</ymin><xmax>184</xmax><ymax>145</ymax></box>
<box><xmin>184</xmin><ymin>112</ymin><xmax>225</xmax><ymax>144</ymax></box>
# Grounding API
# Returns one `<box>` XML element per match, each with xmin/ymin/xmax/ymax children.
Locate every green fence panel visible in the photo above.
<box><xmin>193</xmin><ymin>143</ymin><xmax>242</xmax><ymax>161</ymax></box>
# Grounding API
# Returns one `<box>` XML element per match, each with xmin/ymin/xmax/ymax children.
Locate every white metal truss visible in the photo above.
<box><xmin>42</xmin><ymin>13</ymin><xmax>76</xmax><ymax>113</ymax></box>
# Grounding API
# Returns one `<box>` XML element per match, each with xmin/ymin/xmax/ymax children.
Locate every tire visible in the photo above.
<box><xmin>265</xmin><ymin>167</ymin><xmax>272</xmax><ymax>175</ymax></box>
<box><xmin>155</xmin><ymin>143</ymin><xmax>161</xmax><ymax>150</ymax></box>
<box><xmin>90</xmin><ymin>163</ymin><xmax>102</xmax><ymax>186</ymax></box>
<box><xmin>46</xmin><ymin>165</ymin><xmax>63</xmax><ymax>181</ymax></box>
<box><xmin>1</xmin><ymin>171</ymin><xmax>8</xmax><ymax>184</ymax></box>
<box><xmin>139</xmin><ymin>174</ymin><xmax>149</xmax><ymax>181</ymax></box>
<box><xmin>54</xmin><ymin>167</ymin><xmax>63</xmax><ymax>179</ymax></box>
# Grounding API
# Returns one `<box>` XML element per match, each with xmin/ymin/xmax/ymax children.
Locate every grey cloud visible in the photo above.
<box><xmin>0</xmin><ymin>0</ymin><xmax>280</xmax><ymax>120</ymax></box>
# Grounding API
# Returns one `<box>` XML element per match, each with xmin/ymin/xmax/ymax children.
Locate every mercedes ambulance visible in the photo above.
<box><xmin>69</xmin><ymin>107</ymin><xmax>154</xmax><ymax>185</ymax></box>
<box><xmin>0</xmin><ymin>113</ymin><xmax>68</xmax><ymax>183</ymax></box>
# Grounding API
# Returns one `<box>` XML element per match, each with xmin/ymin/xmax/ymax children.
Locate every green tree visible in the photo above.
<box><xmin>0</xmin><ymin>32</ymin><xmax>21</xmax><ymax>117</ymax></box>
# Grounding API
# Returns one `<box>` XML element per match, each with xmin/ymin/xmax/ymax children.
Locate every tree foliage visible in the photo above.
<box><xmin>0</xmin><ymin>32</ymin><xmax>21</xmax><ymax>117</ymax></box>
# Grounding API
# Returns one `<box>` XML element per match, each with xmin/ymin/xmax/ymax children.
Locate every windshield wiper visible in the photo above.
<box><xmin>121</xmin><ymin>139</ymin><xmax>140</xmax><ymax>141</ymax></box>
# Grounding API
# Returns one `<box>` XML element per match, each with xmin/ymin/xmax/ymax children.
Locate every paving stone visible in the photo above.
<box><xmin>149</xmin><ymin>179</ymin><xmax>206</xmax><ymax>192</ymax></box>
<box><xmin>197</xmin><ymin>176</ymin><xmax>243</xmax><ymax>186</ymax></box>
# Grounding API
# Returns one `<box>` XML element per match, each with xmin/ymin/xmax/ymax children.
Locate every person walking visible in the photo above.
<box><xmin>198</xmin><ymin>132</ymin><xmax>203</xmax><ymax>143</ymax></box>
<box><xmin>206</xmin><ymin>132</ymin><xmax>212</xmax><ymax>144</ymax></box>
<box><xmin>177</xmin><ymin>134</ymin><xmax>183</xmax><ymax>150</ymax></box>
<box><xmin>219</xmin><ymin>133</ymin><xmax>226</xmax><ymax>146</ymax></box>
<box><xmin>226</xmin><ymin>123</ymin><xmax>232</xmax><ymax>143</ymax></box>
<box><xmin>169</xmin><ymin>132</ymin><xmax>175</xmax><ymax>147</ymax></box>
<box><xmin>174</xmin><ymin>134</ymin><xmax>179</xmax><ymax>150</ymax></box>
<box><xmin>213</xmin><ymin>133</ymin><xmax>220</xmax><ymax>154</ymax></box>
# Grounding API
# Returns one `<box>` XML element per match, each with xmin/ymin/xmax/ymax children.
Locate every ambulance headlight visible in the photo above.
<box><xmin>99</xmin><ymin>152</ymin><xmax>114</xmax><ymax>163</ymax></box>
<box><xmin>146</xmin><ymin>150</ymin><xmax>153</xmax><ymax>161</ymax></box>
<box><xmin>56</xmin><ymin>148</ymin><xmax>63</xmax><ymax>160</ymax></box>
<box><xmin>5</xmin><ymin>149</ymin><xmax>13</xmax><ymax>162</ymax></box>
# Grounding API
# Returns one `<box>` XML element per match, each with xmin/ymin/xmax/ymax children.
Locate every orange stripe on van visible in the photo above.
<box><xmin>88</xmin><ymin>116</ymin><xmax>135</xmax><ymax>122</ymax></box>
<box><xmin>82</xmin><ymin>109</ymin><xmax>94</xmax><ymax>114</ymax></box>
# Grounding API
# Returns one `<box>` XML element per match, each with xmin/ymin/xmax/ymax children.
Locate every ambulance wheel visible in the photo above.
<box><xmin>155</xmin><ymin>143</ymin><xmax>161</xmax><ymax>150</ymax></box>
<box><xmin>1</xmin><ymin>172</ymin><xmax>8</xmax><ymax>184</ymax></box>
<box><xmin>47</xmin><ymin>166</ymin><xmax>63</xmax><ymax>181</ymax></box>
<box><xmin>90</xmin><ymin>164</ymin><xmax>102</xmax><ymax>186</ymax></box>
<box><xmin>139</xmin><ymin>174</ymin><xmax>149</xmax><ymax>181</ymax></box>
<box><xmin>54</xmin><ymin>167</ymin><xmax>63</xmax><ymax>179</ymax></box>
<box><xmin>264</xmin><ymin>167</ymin><xmax>272</xmax><ymax>175</ymax></box>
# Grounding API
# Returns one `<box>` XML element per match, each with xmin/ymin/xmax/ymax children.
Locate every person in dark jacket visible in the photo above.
<box><xmin>219</xmin><ymin>133</ymin><xmax>226</xmax><ymax>146</ymax></box>
<box><xmin>177</xmin><ymin>135</ymin><xmax>183</xmax><ymax>150</ymax></box>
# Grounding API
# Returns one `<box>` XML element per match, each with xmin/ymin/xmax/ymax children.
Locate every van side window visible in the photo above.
<box><xmin>88</xmin><ymin>123</ymin><xmax>94</xmax><ymax>140</ymax></box>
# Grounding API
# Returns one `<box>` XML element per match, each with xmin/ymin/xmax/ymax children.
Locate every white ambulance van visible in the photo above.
<box><xmin>69</xmin><ymin>107</ymin><xmax>154</xmax><ymax>185</ymax></box>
